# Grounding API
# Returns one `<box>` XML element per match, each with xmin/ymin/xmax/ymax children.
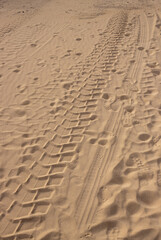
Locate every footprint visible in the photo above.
<box><xmin>138</xmin><ymin>46</ymin><xmax>144</xmax><ymax>51</ymax></box>
<box><xmin>98</xmin><ymin>139</ymin><xmax>107</xmax><ymax>146</ymax></box>
<box><xmin>75</xmin><ymin>52</ymin><xmax>82</xmax><ymax>56</ymax></box>
<box><xmin>22</xmin><ymin>134</ymin><xmax>30</xmax><ymax>138</ymax></box>
<box><xmin>67</xmin><ymin>50</ymin><xmax>72</xmax><ymax>53</ymax></box>
<box><xmin>105</xmin><ymin>203</ymin><xmax>118</xmax><ymax>217</ymax></box>
<box><xmin>126</xmin><ymin>201</ymin><xmax>140</xmax><ymax>215</ymax></box>
<box><xmin>130</xmin><ymin>59</ymin><xmax>135</xmax><ymax>64</ymax></box>
<box><xmin>119</xmin><ymin>95</ymin><xmax>129</xmax><ymax>101</ymax></box>
<box><xmin>124</xmin><ymin>105</ymin><xmax>134</xmax><ymax>113</ymax></box>
<box><xmin>89</xmin><ymin>138</ymin><xmax>97</xmax><ymax>144</ymax></box>
<box><xmin>31</xmin><ymin>43</ymin><xmax>37</xmax><ymax>47</ymax></box>
<box><xmin>21</xmin><ymin>100</ymin><xmax>30</xmax><ymax>105</ymax></box>
<box><xmin>138</xmin><ymin>133</ymin><xmax>151</xmax><ymax>141</ymax></box>
<box><xmin>50</xmin><ymin>102</ymin><xmax>55</xmax><ymax>107</ymax></box>
<box><xmin>102</xmin><ymin>93</ymin><xmax>109</xmax><ymax>100</ymax></box>
<box><xmin>13</xmin><ymin>69</ymin><xmax>20</xmax><ymax>73</ymax></box>
<box><xmin>90</xmin><ymin>114</ymin><xmax>97</xmax><ymax>121</ymax></box>
<box><xmin>76</xmin><ymin>38</ymin><xmax>82</xmax><ymax>41</ymax></box>
<box><xmin>137</xmin><ymin>190</ymin><xmax>159</xmax><ymax>205</ymax></box>
<box><xmin>62</xmin><ymin>83</ymin><xmax>71</xmax><ymax>90</ymax></box>
<box><xmin>14</xmin><ymin>109</ymin><xmax>26</xmax><ymax>117</ymax></box>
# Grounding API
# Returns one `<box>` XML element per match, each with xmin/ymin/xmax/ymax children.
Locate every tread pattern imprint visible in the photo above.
<box><xmin>1</xmin><ymin>4</ymin><xmax>161</xmax><ymax>240</ymax></box>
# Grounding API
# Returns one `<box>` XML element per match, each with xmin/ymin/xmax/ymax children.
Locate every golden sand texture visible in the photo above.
<box><xmin>1</xmin><ymin>0</ymin><xmax>161</xmax><ymax>239</ymax></box>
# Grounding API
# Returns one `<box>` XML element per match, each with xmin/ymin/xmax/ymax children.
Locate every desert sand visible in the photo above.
<box><xmin>1</xmin><ymin>0</ymin><xmax>161</xmax><ymax>239</ymax></box>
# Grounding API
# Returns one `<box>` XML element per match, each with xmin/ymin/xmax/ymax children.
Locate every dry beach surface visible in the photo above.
<box><xmin>1</xmin><ymin>0</ymin><xmax>161</xmax><ymax>239</ymax></box>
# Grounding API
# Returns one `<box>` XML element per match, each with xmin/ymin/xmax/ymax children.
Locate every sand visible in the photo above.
<box><xmin>1</xmin><ymin>0</ymin><xmax>161</xmax><ymax>239</ymax></box>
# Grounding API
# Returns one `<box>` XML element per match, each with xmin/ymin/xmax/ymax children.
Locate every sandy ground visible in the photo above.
<box><xmin>1</xmin><ymin>0</ymin><xmax>161</xmax><ymax>239</ymax></box>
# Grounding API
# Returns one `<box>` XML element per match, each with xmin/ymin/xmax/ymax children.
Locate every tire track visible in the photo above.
<box><xmin>74</xmin><ymin>10</ymin><xmax>129</xmax><ymax>232</ymax></box>
<box><xmin>0</xmin><ymin>10</ymin><xmax>128</xmax><ymax>240</ymax></box>
<box><xmin>75</xmin><ymin>10</ymin><xmax>152</xmax><ymax>235</ymax></box>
